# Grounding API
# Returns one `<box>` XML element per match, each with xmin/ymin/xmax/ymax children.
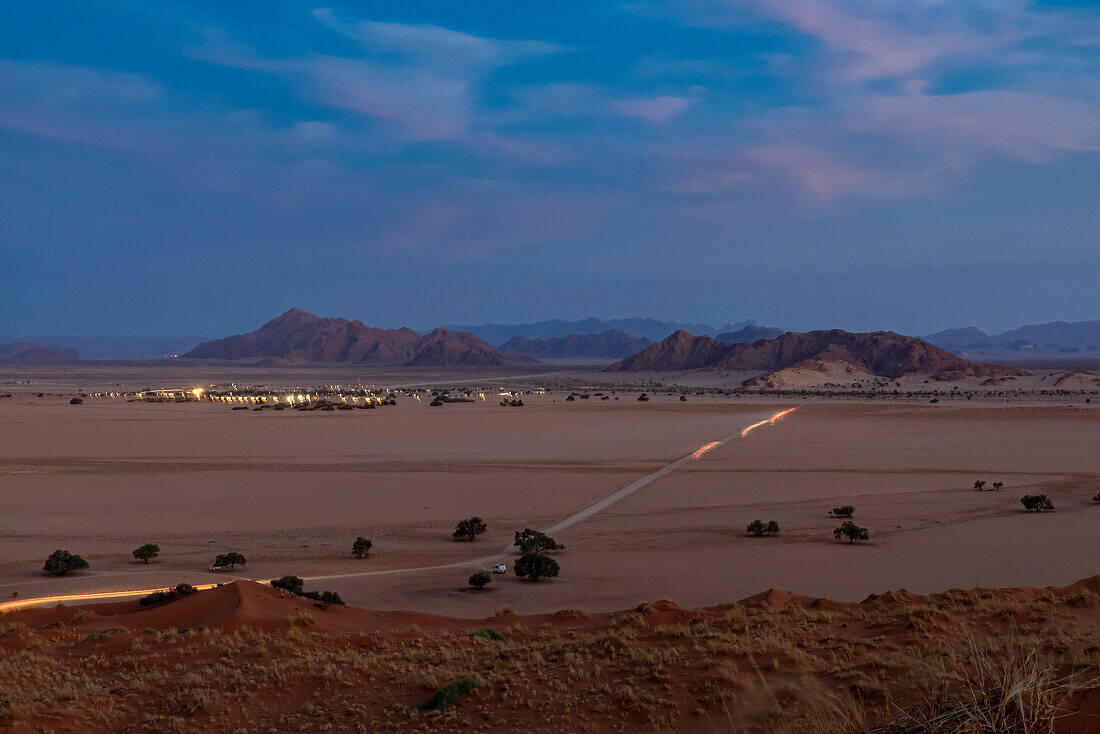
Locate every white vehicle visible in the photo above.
<box><xmin>492</xmin><ymin>563</ymin><xmax>507</xmax><ymax>574</ymax></box>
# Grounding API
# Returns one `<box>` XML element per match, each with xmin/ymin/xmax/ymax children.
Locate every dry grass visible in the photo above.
<box><xmin>1</xmin><ymin>586</ymin><xmax>1097</xmax><ymax>732</ymax></box>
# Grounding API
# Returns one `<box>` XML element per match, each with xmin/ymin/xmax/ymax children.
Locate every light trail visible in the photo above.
<box><xmin>740</xmin><ymin>406</ymin><xmax>796</xmax><ymax>438</ymax></box>
<box><xmin>1</xmin><ymin>404</ymin><xmax>801</xmax><ymax>612</ymax></box>
<box><xmin>0</xmin><ymin>582</ymin><xmax>224</xmax><ymax>612</ymax></box>
<box><xmin>692</xmin><ymin>441</ymin><xmax>720</xmax><ymax>460</ymax></box>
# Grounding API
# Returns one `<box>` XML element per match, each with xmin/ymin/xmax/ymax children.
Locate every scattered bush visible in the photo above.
<box><xmin>746</xmin><ymin>520</ymin><xmax>780</xmax><ymax>536</ymax></box>
<box><xmin>830</xmin><ymin>506</ymin><xmax>854</xmax><ymax>518</ymax></box>
<box><xmin>212</xmin><ymin>552</ymin><xmax>247</xmax><ymax>570</ymax></box>
<box><xmin>351</xmin><ymin>536</ymin><xmax>372</xmax><ymax>559</ymax></box>
<box><xmin>468</xmin><ymin>572</ymin><xmax>491</xmax><ymax>590</ymax></box>
<box><xmin>453</xmin><ymin>516</ymin><xmax>487</xmax><ymax>542</ymax></box>
<box><xmin>423</xmin><ymin>677</ymin><xmax>480</xmax><ymax>711</ymax></box>
<box><xmin>429</xmin><ymin>398</ymin><xmax>444</xmax><ymax>407</ymax></box>
<box><xmin>69</xmin><ymin>397</ymin><xmax>83</xmax><ymax>405</ymax></box>
<box><xmin>974</xmin><ymin>480</ymin><xmax>986</xmax><ymax>491</ymax></box>
<box><xmin>139</xmin><ymin>583</ymin><xmax>198</xmax><ymax>607</ymax></box>
<box><xmin>1093</xmin><ymin>492</ymin><xmax>1100</xmax><ymax>504</ymax></box>
<box><xmin>470</xmin><ymin>627</ymin><xmax>506</xmax><ymax>641</ymax></box>
<box><xmin>637</xmin><ymin>393</ymin><xmax>649</xmax><ymax>402</ymax></box>
<box><xmin>132</xmin><ymin>543</ymin><xmax>160</xmax><ymax>563</ymax></box>
<box><xmin>513</xmin><ymin>528</ymin><xmax>564</xmax><ymax>554</ymax></box>
<box><xmin>43</xmin><ymin>550</ymin><xmax>89</xmax><ymax>576</ymax></box>
<box><xmin>565</xmin><ymin>394</ymin><xmax>575</xmax><ymax>401</ymax></box>
<box><xmin>1021</xmin><ymin>495</ymin><xmax>1054</xmax><ymax>512</ymax></box>
<box><xmin>992</xmin><ymin>481</ymin><xmax>1003</xmax><ymax>490</ymax></box>
<box><xmin>514</xmin><ymin>552</ymin><xmax>559</xmax><ymax>582</ymax></box>
<box><xmin>833</xmin><ymin>521</ymin><xmax>869</xmax><ymax>544</ymax></box>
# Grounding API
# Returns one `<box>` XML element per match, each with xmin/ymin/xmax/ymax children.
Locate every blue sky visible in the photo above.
<box><xmin>1</xmin><ymin>0</ymin><xmax>1097</xmax><ymax>336</ymax></box>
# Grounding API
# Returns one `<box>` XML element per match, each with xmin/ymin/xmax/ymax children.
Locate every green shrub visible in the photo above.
<box><xmin>423</xmin><ymin>677</ymin><xmax>480</xmax><ymax>711</ymax></box>
<box><xmin>469</xmin><ymin>627</ymin><xmax>506</xmax><ymax>641</ymax></box>
<box><xmin>468</xmin><ymin>572</ymin><xmax>491</xmax><ymax>590</ymax></box>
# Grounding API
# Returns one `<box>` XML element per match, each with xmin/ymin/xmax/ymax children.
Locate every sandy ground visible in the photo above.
<box><xmin>2</xmin><ymin>369</ymin><xmax>1098</xmax><ymax>617</ymax></box>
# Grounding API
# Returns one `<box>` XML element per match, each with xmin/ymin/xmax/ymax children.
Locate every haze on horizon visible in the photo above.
<box><xmin>1</xmin><ymin>1</ymin><xmax>1098</xmax><ymax>338</ymax></box>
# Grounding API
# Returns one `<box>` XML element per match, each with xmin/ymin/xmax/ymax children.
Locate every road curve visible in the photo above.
<box><xmin>1</xmin><ymin>405</ymin><xmax>799</xmax><ymax>611</ymax></box>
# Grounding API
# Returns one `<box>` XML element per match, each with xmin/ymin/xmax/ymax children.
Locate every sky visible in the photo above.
<box><xmin>1</xmin><ymin>0</ymin><xmax>1098</xmax><ymax>337</ymax></box>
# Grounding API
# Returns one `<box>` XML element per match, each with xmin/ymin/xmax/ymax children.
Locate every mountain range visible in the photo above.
<box><xmin>924</xmin><ymin>320</ymin><xmax>1100</xmax><ymax>356</ymax></box>
<box><xmin>183</xmin><ymin>309</ymin><xmax>532</xmax><ymax>367</ymax></box>
<box><xmin>442</xmin><ymin>317</ymin><xmax>758</xmax><ymax>344</ymax></box>
<box><xmin>608</xmin><ymin>329</ymin><xmax>1025</xmax><ymax>383</ymax></box>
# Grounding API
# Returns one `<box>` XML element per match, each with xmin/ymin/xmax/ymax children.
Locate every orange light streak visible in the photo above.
<box><xmin>741</xmin><ymin>406</ymin><xmax>797</xmax><ymax>438</ymax></box>
<box><xmin>692</xmin><ymin>441</ymin><xmax>720</xmax><ymax>460</ymax></box>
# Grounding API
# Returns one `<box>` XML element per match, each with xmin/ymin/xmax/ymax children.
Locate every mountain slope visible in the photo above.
<box><xmin>184</xmin><ymin>309</ymin><xmax>532</xmax><ymax>367</ymax></box>
<box><xmin>604</xmin><ymin>330</ymin><xmax>735</xmax><ymax>371</ymax></box>
<box><xmin>501</xmin><ymin>330</ymin><xmax>652</xmax><ymax>359</ymax></box>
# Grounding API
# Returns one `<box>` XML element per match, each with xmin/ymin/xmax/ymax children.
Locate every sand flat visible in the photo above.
<box><xmin>2</xmin><ymin>391</ymin><xmax>1098</xmax><ymax>615</ymax></box>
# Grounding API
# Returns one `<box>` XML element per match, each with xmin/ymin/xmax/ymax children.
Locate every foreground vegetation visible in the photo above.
<box><xmin>1</xmin><ymin>580</ymin><xmax>1098</xmax><ymax>732</ymax></box>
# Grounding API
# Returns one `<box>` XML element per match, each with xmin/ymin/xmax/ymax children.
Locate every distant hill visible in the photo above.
<box><xmin>184</xmin><ymin>309</ymin><xmax>532</xmax><ymax>367</ymax></box>
<box><xmin>501</xmin><ymin>330</ymin><xmax>652</xmax><ymax>359</ymax></box>
<box><xmin>607</xmin><ymin>329</ymin><xmax>1025</xmax><ymax>381</ymax></box>
<box><xmin>0</xmin><ymin>335</ymin><xmax>205</xmax><ymax>360</ymax></box>
<box><xmin>714</xmin><ymin>326</ymin><xmax>785</xmax><ymax>344</ymax></box>
<box><xmin>926</xmin><ymin>320</ymin><xmax>1100</xmax><ymax>356</ymax></box>
<box><xmin>0</xmin><ymin>342</ymin><xmax>89</xmax><ymax>363</ymax></box>
<box><xmin>442</xmin><ymin>317</ymin><xmax>757</xmax><ymax>344</ymax></box>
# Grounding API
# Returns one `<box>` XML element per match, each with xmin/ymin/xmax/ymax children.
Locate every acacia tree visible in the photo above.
<box><xmin>830</xmin><ymin>506</ymin><xmax>854</xmax><ymax>518</ymax></box>
<box><xmin>513</xmin><ymin>528</ymin><xmax>564</xmax><ymax>554</ymax></box>
<box><xmin>992</xmin><ymin>482</ymin><xmax>1004</xmax><ymax>491</ymax></box>
<box><xmin>1020</xmin><ymin>495</ymin><xmax>1054</xmax><ymax>512</ymax></box>
<box><xmin>974</xmin><ymin>480</ymin><xmax>986</xmax><ymax>491</ymax></box>
<box><xmin>213</xmin><ymin>552</ymin><xmax>247</xmax><ymax>569</ymax></box>
<box><xmin>1093</xmin><ymin>492</ymin><xmax>1100</xmax><ymax>504</ymax></box>
<box><xmin>351</xmin><ymin>536</ymin><xmax>373</xmax><ymax>559</ymax></box>
<box><xmin>453</xmin><ymin>517</ymin><xmax>487</xmax><ymax>542</ymax></box>
<box><xmin>132</xmin><ymin>543</ymin><xmax>160</xmax><ymax>563</ymax></box>
<box><xmin>468</xmin><ymin>572</ymin><xmax>491</xmax><ymax>590</ymax></box>
<box><xmin>746</xmin><ymin>520</ymin><xmax>780</xmax><ymax>537</ymax></box>
<box><xmin>43</xmin><ymin>550</ymin><xmax>89</xmax><ymax>576</ymax></box>
<box><xmin>833</xmin><ymin>521</ymin><xmax>869</xmax><ymax>544</ymax></box>
<box><xmin>514</xmin><ymin>553</ymin><xmax>560</xmax><ymax>582</ymax></box>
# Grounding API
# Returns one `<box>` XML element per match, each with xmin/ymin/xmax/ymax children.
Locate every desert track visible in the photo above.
<box><xmin>0</xmin><ymin>406</ymin><xmax>798</xmax><ymax>611</ymax></box>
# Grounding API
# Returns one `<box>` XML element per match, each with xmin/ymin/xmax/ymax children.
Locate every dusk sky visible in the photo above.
<box><xmin>2</xmin><ymin>1</ymin><xmax>1098</xmax><ymax>337</ymax></box>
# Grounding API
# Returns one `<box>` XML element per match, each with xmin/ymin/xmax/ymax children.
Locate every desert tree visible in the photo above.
<box><xmin>43</xmin><ymin>550</ymin><xmax>89</xmax><ymax>576</ymax></box>
<box><xmin>973</xmin><ymin>480</ymin><xmax>986</xmax><ymax>491</ymax></box>
<box><xmin>453</xmin><ymin>517</ymin><xmax>487</xmax><ymax>542</ymax></box>
<box><xmin>213</xmin><ymin>552</ymin><xmax>247</xmax><ymax>569</ymax></box>
<box><xmin>833</xmin><ymin>521</ymin><xmax>869</xmax><ymax>544</ymax></box>
<box><xmin>830</xmin><ymin>506</ymin><xmax>854</xmax><ymax>518</ymax></box>
<box><xmin>1094</xmin><ymin>491</ymin><xmax>1100</xmax><ymax>504</ymax></box>
<box><xmin>1020</xmin><ymin>495</ymin><xmax>1054</xmax><ymax>512</ymax></box>
<box><xmin>514</xmin><ymin>553</ymin><xmax>560</xmax><ymax>582</ymax></box>
<box><xmin>746</xmin><ymin>520</ymin><xmax>780</xmax><ymax>536</ymax></box>
<box><xmin>637</xmin><ymin>393</ymin><xmax>650</xmax><ymax>402</ymax></box>
<box><xmin>992</xmin><ymin>481</ymin><xmax>1003</xmax><ymax>491</ymax></box>
<box><xmin>351</xmin><ymin>536</ymin><xmax>373</xmax><ymax>559</ymax></box>
<box><xmin>468</xmin><ymin>572</ymin><xmax>491</xmax><ymax>590</ymax></box>
<box><xmin>271</xmin><ymin>575</ymin><xmax>305</xmax><ymax>595</ymax></box>
<box><xmin>132</xmin><ymin>543</ymin><xmax>160</xmax><ymax>563</ymax></box>
<box><xmin>513</xmin><ymin>528</ymin><xmax>564</xmax><ymax>554</ymax></box>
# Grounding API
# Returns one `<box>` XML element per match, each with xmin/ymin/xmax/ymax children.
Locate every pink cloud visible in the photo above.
<box><xmin>610</xmin><ymin>94</ymin><xmax>698</xmax><ymax>123</ymax></box>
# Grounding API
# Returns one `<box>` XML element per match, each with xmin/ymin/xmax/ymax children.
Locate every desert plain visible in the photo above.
<box><xmin>2</xmin><ymin>365</ymin><xmax>1097</xmax><ymax>616</ymax></box>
